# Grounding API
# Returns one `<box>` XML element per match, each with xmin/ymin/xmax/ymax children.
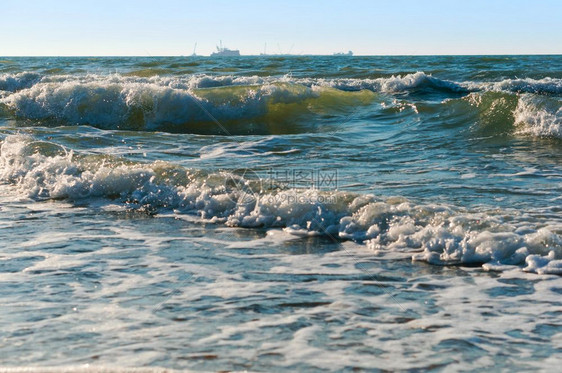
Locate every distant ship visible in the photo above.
<box><xmin>333</xmin><ymin>51</ymin><xmax>353</xmax><ymax>56</ymax></box>
<box><xmin>211</xmin><ymin>41</ymin><xmax>240</xmax><ymax>57</ymax></box>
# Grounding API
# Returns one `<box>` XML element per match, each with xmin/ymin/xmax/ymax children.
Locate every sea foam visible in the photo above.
<box><xmin>513</xmin><ymin>94</ymin><xmax>562</xmax><ymax>139</ymax></box>
<box><xmin>1</xmin><ymin>134</ymin><xmax>560</xmax><ymax>274</ymax></box>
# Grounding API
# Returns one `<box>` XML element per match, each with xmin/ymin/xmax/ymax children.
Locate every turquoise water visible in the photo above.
<box><xmin>0</xmin><ymin>56</ymin><xmax>561</xmax><ymax>371</ymax></box>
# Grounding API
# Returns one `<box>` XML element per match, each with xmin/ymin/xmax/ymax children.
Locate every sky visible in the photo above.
<box><xmin>1</xmin><ymin>0</ymin><xmax>561</xmax><ymax>56</ymax></box>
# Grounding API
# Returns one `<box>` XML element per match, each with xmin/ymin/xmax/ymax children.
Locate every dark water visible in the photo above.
<box><xmin>0</xmin><ymin>56</ymin><xmax>561</xmax><ymax>371</ymax></box>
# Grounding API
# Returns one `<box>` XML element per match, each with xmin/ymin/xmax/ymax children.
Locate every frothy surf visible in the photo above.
<box><xmin>513</xmin><ymin>94</ymin><xmax>562</xmax><ymax>138</ymax></box>
<box><xmin>1</xmin><ymin>134</ymin><xmax>560</xmax><ymax>274</ymax></box>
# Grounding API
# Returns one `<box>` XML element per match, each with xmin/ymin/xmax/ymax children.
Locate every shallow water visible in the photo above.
<box><xmin>0</xmin><ymin>56</ymin><xmax>561</xmax><ymax>371</ymax></box>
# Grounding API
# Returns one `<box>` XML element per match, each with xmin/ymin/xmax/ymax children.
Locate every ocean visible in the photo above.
<box><xmin>0</xmin><ymin>55</ymin><xmax>561</xmax><ymax>371</ymax></box>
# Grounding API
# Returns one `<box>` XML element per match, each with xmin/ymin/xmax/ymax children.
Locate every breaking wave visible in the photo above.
<box><xmin>1</xmin><ymin>134</ymin><xmax>561</xmax><ymax>274</ymax></box>
<box><xmin>478</xmin><ymin>77</ymin><xmax>562</xmax><ymax>95</ymax></box>
<box><xmin>1</xmin><ymin>72</ymin><xmax>561</xmax><ymax>137</ymax></box>
<box><xmin>0</xmin><ymin>75</ymin><xmax>375</xmax><ymax>134</ymax></box>
<box><xmin>428</xmin><ymin>91</ymin><xmax>562</xmax><ymax>139</ymax></box>
<box><xmin>0</xmin><ymin>72</ymin><xmax>41</xmax><ymax>93</ymax></box>
<box><xmin>513</xmin><ymin>94</ymin><xmax>562</xmax><ymax>138</ymax></box>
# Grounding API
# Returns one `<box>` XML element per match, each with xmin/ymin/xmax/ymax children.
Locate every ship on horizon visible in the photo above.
<box><xmin>333</xmin><ymin>51</ymin><xmax>353</xmax><ymax>56</ymax></box>
<box><xmin>210</xmin><ymin>41</ymin><xmax>240</xmax><ymax>57</ymax></box>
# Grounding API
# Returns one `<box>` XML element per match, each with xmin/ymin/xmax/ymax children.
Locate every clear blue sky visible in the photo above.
<box><xmin>1</xmin><ymin>0</ymin><xmax>561</xmax><ymax>56</ymax></box>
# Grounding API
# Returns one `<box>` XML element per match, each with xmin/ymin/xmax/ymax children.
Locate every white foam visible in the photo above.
<box><xmin>1</xmin><ymin>134</ymin><xmax>560</xmax><ymax>274</ymax></box>
<box><xmin>298</xmin><ymin>71</ymin><xmax>466</xmax><ymax>93</ymax></box>
<box><xmin>524</xmin><ymin>251</ymin><xmax>562</xmax><ymax>274</ymax></box>
<box><xmin>513</xmin><ymin>94</ymin><xmax>562</xmax><ymax>139</ymax></box>
<box><xmin>490</xmin><ymin>77</ymin><xmax>562</xmax><ymax>95</ymax></box>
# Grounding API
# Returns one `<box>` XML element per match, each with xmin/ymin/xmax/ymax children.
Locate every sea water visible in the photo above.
<box><xmin>0</xmin><ymin>56</ymin><xmax>561</xmax><ymax>371</ymax></box>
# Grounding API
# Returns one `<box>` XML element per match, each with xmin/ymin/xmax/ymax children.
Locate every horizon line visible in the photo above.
<box><xmin>1</xmin><ymin>53</ymin><xmax>561</xmax><ymax>58</ymax></box>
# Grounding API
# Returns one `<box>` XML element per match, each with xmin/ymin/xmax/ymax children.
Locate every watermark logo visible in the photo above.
<box><xmin>224</xmin><ymin>168</ymin><xmax>262</xmax><ymax>206</ymax></box>
<box><xmin>264</xmin><ymin>168</ymin><xmax>338</xmax><ymax>190</ymax></box>
<box><xmin>224</xmin><ymin>167</ymin><xmax>338</xmax><ymax>205</ymax></box>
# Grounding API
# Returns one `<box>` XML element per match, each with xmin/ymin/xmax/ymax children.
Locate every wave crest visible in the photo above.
<box><xmin>0</xmin><ymin>72</ymin><xmax>41</xmax><ymax>93</ymax></box>
<box><xmin>1</xmin><ymin>72</ymin><xmax>561</xmax><ymax>137</ymax></box>
<box><xmin>1</xmin><ymin>75</ymin><xmax>378</xmax><ymax>133</ymax></box>
<box><xmin>488</xmin><ymin>77</ymin><xmax>562</xmax><ymax>95</ymax></box>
